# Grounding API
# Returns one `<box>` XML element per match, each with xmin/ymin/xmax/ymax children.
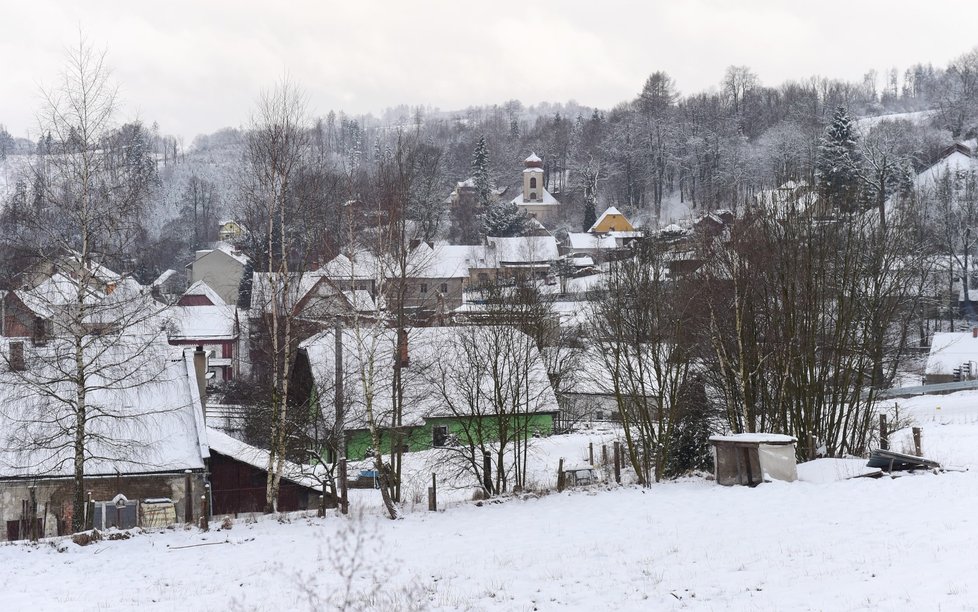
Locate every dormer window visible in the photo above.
<box><xmin>529</xmin><ymin>177</ymin><xmax>537</xmax><ymax>189</ymax></box>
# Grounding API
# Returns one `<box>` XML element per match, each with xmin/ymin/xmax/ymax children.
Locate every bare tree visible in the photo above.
<box><xmin>0</xmin><ymin>34</ymin><xmax>165</xmax><ymax>532</ymax></box>
<box><xmin>239</xmin><ymin>77</ymin><xmax>312</xmax><ymax>513</ymax></box>
<box><xmin>590</xmin><ymin>239</ymin><xmax>697</xmax><ymax>483</ymax></box>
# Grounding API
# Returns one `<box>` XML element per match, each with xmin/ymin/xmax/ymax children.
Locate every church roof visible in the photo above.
<box><xmin>525</xmin><ymin>153</ymin><xmax>542</xmax><ymax>163</ymax></box>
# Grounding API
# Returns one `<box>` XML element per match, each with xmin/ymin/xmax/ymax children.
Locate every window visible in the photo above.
<box><xmin>439</xmin><ymin>283</ymin><xmax>448</xmax><ymax>293</ymax></box>
<box><xmin>420</xmin><ymin>283</ymin><xmax>428</xmax><ymax>294</ymax></box>
<box><xmin>529</xmin><ymin>192</ymin><xmax>537</xmax><ymax>201</ymax></box>
<box><xmin>529</xmin><ymin>177</ymin><xmax>537</xmax><ymax>188</ymax></box>
<box><xmin>432</xmin><ymin>425</ymin><xmax>448</xmax><ymax>447</ymax></box>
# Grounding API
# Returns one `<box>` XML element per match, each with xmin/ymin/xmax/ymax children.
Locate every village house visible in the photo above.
<box><xmin>217</xmin><ymin>220</ymin><xmax>247</xmax><ymax>244</ymax></box>
<box><xmin>467</xmin><ymin>235</ymin><xmax>560</xmax><ymax>285</ymax></box>
<box><xmin>563</xmin><ymin>206</ymin><xmax>642</xmax><ymax>261</ymax></box>
<box><xmin>185</xmin><ymin>244</ymin><xmax>250</xmax><ymax>306</ymax></box>
<box><xmin>925</xmin><ymin>329</ymin><xmax>978</xmax><ymax>384</ymax></box>
<box><xmin>0</xmin><ymin>337</ymin><xmax>322</xmax><ymax>541</ymax></box>
<box><xmin>0</xmin><ymin>340</ymin><xmax>211</xmax><ymax>540</ymax></box>
<box><xmin>167</xmin><ymin>281</ymin><xmax>241</xmax><ymax>381</ymax></box>
<box><xmin>293</xmin><ymin>326</ymin><xmax>560</xmax><ymax>461</ymax></box>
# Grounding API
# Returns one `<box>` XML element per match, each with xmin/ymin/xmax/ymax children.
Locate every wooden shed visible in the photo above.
<box><xmin>710</xmin><ymin>433</ymin><xmax>798</xmax><ymax>486</ymax></box>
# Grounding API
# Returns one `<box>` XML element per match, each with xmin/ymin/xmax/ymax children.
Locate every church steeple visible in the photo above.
<box><xmin>522</xmin><ymin>153</ymin><xmax>543</xmax><ymax>203</ymax></box>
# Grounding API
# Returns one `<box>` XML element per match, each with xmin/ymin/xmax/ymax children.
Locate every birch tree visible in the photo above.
<box><xmin>0</xmin><ymin>35</ymin><xmax>165</xmax><ymax>532</ymax></box>
<box><xmin>240</xmin><ymin>78</ymin><xmax>311</xmax><ymax>513</ymax></box>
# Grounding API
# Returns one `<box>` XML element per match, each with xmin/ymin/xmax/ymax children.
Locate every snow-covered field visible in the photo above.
<box><xmin>3</xmin><ymin>395</ymin><xmax>978</xmax><ymax>611</ymax></box>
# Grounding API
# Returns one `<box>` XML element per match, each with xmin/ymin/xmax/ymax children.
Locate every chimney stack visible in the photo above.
<box><xmin>972</xmin><ymin>328</ymin><xmax>977</xmax><ymax>339</ymax></box>
<box><xmin>193</xmin><ymin>346</ymin><xmax>207</xmax><ymax>414</ymax></box>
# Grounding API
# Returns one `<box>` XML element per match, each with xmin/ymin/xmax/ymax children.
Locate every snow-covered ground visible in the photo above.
<box><xmin>3</xmin><ymin>396</ymin><xmax>978</xmax><ymax>611</ymax></box>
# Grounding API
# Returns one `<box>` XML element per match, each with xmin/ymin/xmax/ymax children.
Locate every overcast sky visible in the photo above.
<box><xmin>2</xmin><ymin>0</ymin><xmax>977</xmax><ymax>143</ymax></box>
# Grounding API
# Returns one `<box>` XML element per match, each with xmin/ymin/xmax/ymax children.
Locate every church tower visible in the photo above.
<box><xmin>522</xmin><ymin>153</ymin><xmax>543</xmax><ymax>203</ymax></box>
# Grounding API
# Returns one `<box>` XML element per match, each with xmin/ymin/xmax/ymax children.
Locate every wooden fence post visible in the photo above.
<box><xmin>482</xmin><ymin>451</ymin><xmax>493</xmax><ymax>496</ymax></box>
<box><xmin>602</xmin><ymin>444</ymin><xmax>608</xmax><ymax>466</ymax></box>
<box><xmin>913</xmin><ymin>427</ymin><xmax>922</xmax><ymax>457</ymax></box>
<box><xmin>86</xmin><ymin>491</ymin><xmax>94</xmax><ymax>531</ymax></box>
<box><xmin>556</xmin><ymin>458</ymin><xmax>565</xmax><ymax>492</ymax></box>
<box><xmin>428</xmin><ymin>473</ymin><xmax>437</xmax><ymax>512</ymax></box>
<box><xmin>613</xmin><ymin>442</ymin><xmax>622</xmax><ymax>484</ymax></box>
<box><xmin>879</xmin><ymin>414</ymin><xmax>888</xmax><ymax>451</ymax></box>
<box><xmin>808</xmin><ymin>434</ymin><xmax>816</xmax><ymax>461</ymax></box>
<box><xmin>589</xmin><ymin>442</ymin><xmax>594</xmax><ymax>466</ymax></box>
<box><xmin>338</xmin><ymin>458</ymin><xmax>349</xmax><ymax>515</ymax></box>
<box><xmin>184</xmin><ymin>470</ymin><xmax>193</xmax><ymax>525</ymax></box>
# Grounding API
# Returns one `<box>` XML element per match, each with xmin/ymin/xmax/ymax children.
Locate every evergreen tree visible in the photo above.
<box><xmin>482</xmin><ymin>201</ymin><xmax>529</xmax><ymax>237</ymax></box>
<box><xmin>237</xmin><ymin>258</ymin><xmax>255</xmax><ymax>309</ymax></box>
<box><xmin>665</xmin><ymin>376</ymin><xmax>715</xmax><ymax>477</ymax></box>
<box><xmin>471</xmin><ymin>135</ymin><xmax>492</xmax><ymax>208</ymax></box>
<box><xmin>581</xmin><ymin>162</ymin><xmax>598</xmax><ymax>231</ymax></box>
<box><xmin>817</xmin><ymin>106</ymin><xmax>862</xmax><ymax>212</ymax></box>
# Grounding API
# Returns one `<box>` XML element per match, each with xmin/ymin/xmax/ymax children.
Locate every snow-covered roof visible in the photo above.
<box><xmin>0</xmin><ymin>340</ymin><xmax>209</xmax><ymax>479</ymax></box>
<box><xmin>914</xmin><ymin>149</ymin><xmax>976</xmax><ymax>191</ymax></box>
<box><xmin>486</xmin><ymin>236</ymin><xmax>559</xmax><ymax>264</ymax></box>
<box><xmin>512</xmin><ymin>188</ymin><xmax>560</xmax><ymax>206</ymax></box>
<box><xmin>15</xmin><ymin>273</ymin><xmax>103</xmax><ymax>318</ymax></box>
<box><xmin>182</xmin><ymin>280</ymin><xmax>227</xmax><ymax>306</ymax></box>
<box><xmin>525</xmin><ymin>153</ymin><xmax>542</xmax><ymax>163</ymax></box>
<box><xmin>566</xmin><ymin>233</ymin><xmax>619</xmax><ymax>251</ymax></box>
<box><xmin>558</xmin><ymin>345</ymin><xmax>663</xmax><ymax>396</ymax></box>
<box><xmin>926</xmin><ymin>332</ymin><xmax>978</xmax><ymax>376</ymax></box>
<box><xmin>250</xmin><ymin>272</ymin><xmax>376</xmax><ymax>318</ymax></box>
<box><xmin>342</xmin><ymin>290</ymin><xmax>376</xmax><ymax>313</ymax></box>
<box><xmin>300</xmin><ymin>326</ymin><xmax>559</xmax><ymax>431</ymax></box>
<box><xmin>206</xmin><ymin>428</ymin><xmax>321</xmax><ymax>491</ymax></box>
<box><xmin>167</xmin><ymin>304</ymin><xmax>237</xmax><ymax>341</ymax></box>
<box><xmin>407</xmin><ymin>243</ymin><xmax>487</xmax><ymax>278</ymax></box>
<box><xmin>320</xmin><ymin>252</ymin><xmax>378</xmax><ymax>281</ymax></box>
<box><xmin>709</xmin><ymin>433</ymin><xmax>797</xmax><ymax>444</ymax></box>
<box><xmin>152</xmin><ymin>269</ymin><xmax>177</xmax><ymax>288</ymax></box>
<box><xmin>191</xmin><ymin>244</ymin><xmax>250</xmax><ymax>268</ymax></box>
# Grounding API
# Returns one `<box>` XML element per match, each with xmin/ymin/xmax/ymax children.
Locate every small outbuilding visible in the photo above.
<box><xmin>710</xmin><ymin>433</ymin><xmax>798</xmax><ymax>486</ymax></box>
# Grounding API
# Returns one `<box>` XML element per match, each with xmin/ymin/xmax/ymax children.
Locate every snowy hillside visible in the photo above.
<box><xmin>2</xmin><ymin>394</ymin><xmax>977</xmax><ymax>611</ymax></box>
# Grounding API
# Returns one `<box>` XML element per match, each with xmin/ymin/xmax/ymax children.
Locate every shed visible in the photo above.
<box><xmin>709</xmin><ymin>433</ymin><xmax>797</xmax><ymax>486</ymax></box>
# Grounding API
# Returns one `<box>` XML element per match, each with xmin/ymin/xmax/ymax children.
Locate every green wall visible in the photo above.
<box><xmin>345</xmin><ymin>412</ymin><xmax>555</xmax><ymax>460</ymax></box>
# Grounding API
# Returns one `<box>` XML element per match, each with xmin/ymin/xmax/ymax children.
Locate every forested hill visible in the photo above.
<box><xmin>2</xmin><ymin>50</ymin><xmax>978</xmax><ymax>282</ymax></box>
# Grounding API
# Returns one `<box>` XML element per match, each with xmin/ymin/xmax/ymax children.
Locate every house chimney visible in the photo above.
<box><xmin>972</xmin><ymin>328</ymin><xmax>977</xmax><ymax>339</ymax></box>
<box><xmin>193</xmin><ymin>345</ymin><xmax>207</xmax><ymax>413</ymax></box>
<box><xmin>397</xmin><ymin>328</ymin><xmax>409</xmax><ymax>368</ymax></box>
<box><xmin>9</xmin><ymin>341</ymin><xmax>25</xmax><ymax>371</ymax></box>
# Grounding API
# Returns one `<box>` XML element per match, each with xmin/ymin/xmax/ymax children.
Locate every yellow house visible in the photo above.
<box><xmin>218</xmin><ymin>220</ymin><xmax>246</xmax><ymax>243</ymax></box>
<box><xmin>589</xmin><ymin>206</ymin><xmax>634</xmax><ymax>233</ymax></box>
